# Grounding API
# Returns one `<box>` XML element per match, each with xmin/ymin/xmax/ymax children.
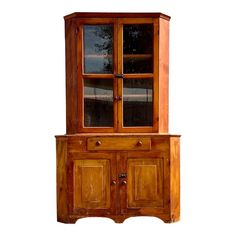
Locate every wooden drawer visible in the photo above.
<box><xmin>87</xmin><ymin>137</ymin><xmax>151</xmax><ymax>151</ymax></box>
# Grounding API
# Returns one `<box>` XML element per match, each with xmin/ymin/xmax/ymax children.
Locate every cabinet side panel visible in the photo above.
<box><xmin>56</xmin><ymin>137</ymin><xmax>69</xmax><ymax>222</ymax></box>
<box><xmin>65</xmin><ymin>19</ymin><xmax>78</xmax><ymax>133</ymax></box>
<box><xmin>170</xmin><ymin>137</ymin><xmax>180</xmax><ymax>221</ymax></box>
<box><xmin>158</xmin><ymin>18</ymin><xmax>169</xmax><ymax>133</ymax></box>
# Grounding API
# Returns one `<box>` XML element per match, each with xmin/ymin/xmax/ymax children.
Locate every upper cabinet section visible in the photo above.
<box><xmin>64</xmin><ymin>13</ymin><xmax>170</xmax><ymax>134</ymax></box>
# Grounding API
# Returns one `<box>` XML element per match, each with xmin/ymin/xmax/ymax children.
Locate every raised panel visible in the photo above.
<box><xmin>81</xmin><ymin>166</ymin><xmax>103</xmax><ymax>202</ymax></box>
<box><xmin>127</xmin><ymin>158</ymin><xmax>164</xmax><ymax>208</ymax></box>
<box><xmin>134</xmin><ymin>165</ymin><xmax>157</xmax><ymax>201</ymax></box>
<box><xmin>73</xmin><ymin>159</ymin><xmax>110</xmax><ymax>209</ymax></box>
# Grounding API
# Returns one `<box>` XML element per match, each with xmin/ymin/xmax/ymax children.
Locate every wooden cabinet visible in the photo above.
<box><xmin>56</xmin><ymin>12</ymin><xmax>180</xmax><ymax>224</ymax></box>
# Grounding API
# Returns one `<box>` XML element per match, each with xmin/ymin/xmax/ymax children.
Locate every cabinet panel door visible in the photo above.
<box><xmin>68</xmin><ymin>153</ymin><xmax>116</xmax><ymax>215</ymax></box>
<box><xmin>119</xmin><ymin>152</ymin><xmax>169</xmax><ymax>214</ymax></box>
<box><xmin>74</xmin><ymin>159</ymin><xmax>110</xmax><ymax>209</ymax></box>
<box><xmin>128</xmin><ymin>158</ymin><xmax>164</xmax><ymax>207</ymax></box>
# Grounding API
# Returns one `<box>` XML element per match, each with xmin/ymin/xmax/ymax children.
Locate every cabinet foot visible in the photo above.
<box><xmin>57</xmin><ymin>216</ymin><xmax>78</xmax><ymax>224</ymax></box>
<box><xmin>161</xmin><ymin>214</ymin><xmax>180</xmax><ymax>223</ymax></box>
<box><xmin>110</xmin><ymin>216</ymin><xmax>127</xmax><ymax>223</ymax></box>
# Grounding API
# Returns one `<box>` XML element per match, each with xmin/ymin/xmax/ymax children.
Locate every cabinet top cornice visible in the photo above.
<box><xmin>64</xmin><ymin>12</ymin><xmax>170</xmax><ymax>21</ymax></box>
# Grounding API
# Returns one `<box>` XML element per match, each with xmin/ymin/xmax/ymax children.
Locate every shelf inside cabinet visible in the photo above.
<box><xmin>123</xmin><ymin>94</ymin><xmax>152</xmax><ymax>98</ymax></box>
<box><xmin>123</xmin><ymin>54</ymin><xmax>152</xmax><ymax>59</ymax></box>
<box><xmin>85</xmin><ymin>54</ymin><xmax>113</xmax><ymax>58</ymax></box>
<box><xmin>84</xmin><ymin>94</ymin><xmax>152</xmax><ymax>99</ymax></box>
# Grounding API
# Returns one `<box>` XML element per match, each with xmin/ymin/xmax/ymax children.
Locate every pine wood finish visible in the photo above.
<box><xmin>56</xmin><ymin>12</ymin><xmax>180</xmax><ymax>224</ymax></box>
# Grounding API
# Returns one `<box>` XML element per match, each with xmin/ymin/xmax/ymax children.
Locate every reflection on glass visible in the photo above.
<box><xmin>123</xmin><ymin>79</ymin><xmax>153</xmax><ymax>126</ymax></box>
<box><xmin>84</xmin><ymin>79</ymin><xmax>113</xmax><ymax>127</ymax></box>
<box><xmin>84</xmin><ymin>25</ymin><xmax>113</xmax><ymax>74</ymax></box>
<box><xmin>123</xmin><ymin>24</ymin><xmax>153</xmax><ymax>73</ymax></box>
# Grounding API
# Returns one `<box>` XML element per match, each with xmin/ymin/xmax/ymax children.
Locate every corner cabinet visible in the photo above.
<box><xmin>56</xmin><ymin>12</ymin><xmax>180</xmax><ymax>224</ymax></box>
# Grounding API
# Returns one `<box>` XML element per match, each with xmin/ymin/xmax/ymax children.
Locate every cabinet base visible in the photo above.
<box><xmin>56</xmin><ymin>134</ymin><xmax>180</xmax><ymax>225</ymax></box>
<box><xmin>57</xmin><ymin>214</ymin><xmax>180</xmax><ymax>224</ymax></box>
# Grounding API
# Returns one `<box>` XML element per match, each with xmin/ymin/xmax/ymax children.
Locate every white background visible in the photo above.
<box><xmin>0</xmin><ymin>0</ymin><xmax>236</xmax><ymax>235</ymax></box>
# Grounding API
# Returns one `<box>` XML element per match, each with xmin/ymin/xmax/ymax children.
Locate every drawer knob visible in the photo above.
<box><xmin>137</xmin><ymin>140</ymin><xmax>142</xmax><ymax>146</ymax></box>
<box><xmin>111</xmin><ymin>180</ymin><xmax>117</xmax><ymax>185</ymax></box>
<box><xmin>96</xmin><ymin>140</ymin><xmax>102</xmax><ymax>146</ymax></box>
<box><xmin>121</xmin><ymin>180</ymin><xmax>127</xmax><ymax>185</ymax></box>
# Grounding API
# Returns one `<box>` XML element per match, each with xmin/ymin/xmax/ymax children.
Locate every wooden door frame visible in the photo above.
<box><xmin>76</xmin><ymin>18</ymin><xmax>118</xmax><ymax>133</ymax></box>
<box><xmin>76</xmin><ymin>18</ymin><xmax>159</xmax><ymax>133</ymax></box>
<box><xmin>117</xmin><ymin>18</ymin><xmax>159</xmax><ymax>133</ymax></box>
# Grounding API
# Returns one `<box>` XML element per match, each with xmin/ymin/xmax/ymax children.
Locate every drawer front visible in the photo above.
<box><xmin>87</xmin><ymin>137</ymin><xmax>151</xmax><ymax>151</ymax></box>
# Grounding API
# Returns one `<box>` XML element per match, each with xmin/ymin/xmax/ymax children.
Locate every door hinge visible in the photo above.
<box><xmin>75</xmin><ymin>27</ymin><xmax>79</xmax><ymax>35</ymax></box>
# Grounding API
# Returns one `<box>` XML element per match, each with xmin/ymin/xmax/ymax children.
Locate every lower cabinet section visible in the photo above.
<box><xmin>56</xmin><ymin>135</ymin><xmax>180</xmax><ymax>223</ymax></box>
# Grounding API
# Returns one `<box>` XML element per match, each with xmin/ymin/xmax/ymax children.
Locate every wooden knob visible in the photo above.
<box><xmin>111</xmin><ymin>180</ymin><xmax>117</xmax><ymax>185</ymax></box>
<box><xmin>137</xmin><ymin>140</ymin><xmax>142</xmax><ymax>146</ymax></box>
<box><xmin>96</xmin><ymin>140</ymin><xmax>102</xmax><ymax>146</ymax></box>
<box><xmin>122</xmin><ymin>180</ymin><xmax>127</xmax><ymax>185</ymax></box>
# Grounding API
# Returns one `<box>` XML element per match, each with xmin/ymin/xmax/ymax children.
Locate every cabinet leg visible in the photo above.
<box><xmin>111</xmin><ymin>216</ymin><xmax>127</xmax><ymax>224</ymax></box>
<box><xmin>57</xmin><ymin>216</ymin><xmax>78</xmax><ymax>224</ymax></box>
<box><xmin>162</xmin><ymin>214</ymin><xmax>180</xmax><ymax>223</ymax></box>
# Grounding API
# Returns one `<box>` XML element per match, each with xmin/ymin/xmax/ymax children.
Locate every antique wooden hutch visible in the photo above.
<box><xmin>56</xmin><ymin>12</ymin><xmax>180</xmax><ymax>223</ymax></box>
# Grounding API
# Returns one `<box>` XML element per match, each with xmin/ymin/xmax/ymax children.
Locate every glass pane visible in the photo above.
<box><xmin>84</xmin><ymin>25</ymin><xmax>113</xmax><ymax>74</ymax></box>
<box><xmin>123</xmin><ymin>79</ymin><xmax>153</xmax><ymax>126</ymax></box>
<box><xmin>84</xmin><ymin>79</ymin><xmax>113</xmax><ymax>127</ymax></box>
<box><xmin>123</xmin><ymin>24</ymin><xmax>153</xmax><ymax>73</ymax></box>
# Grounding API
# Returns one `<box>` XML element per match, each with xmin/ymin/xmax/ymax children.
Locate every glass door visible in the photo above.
<box><xmin>78</xmin><ymin>18</ymin><xmax>158</xmax><ymax>132</ymax></box>
<box><xmin>117</xmin><ymin>18</ymin><xmax>158</xmax><ymax>132</ymax></box>
<box><xmin>78</xmin><ymin>18</ymin><xmax>118</xmax><ymax>132</ymax></box>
